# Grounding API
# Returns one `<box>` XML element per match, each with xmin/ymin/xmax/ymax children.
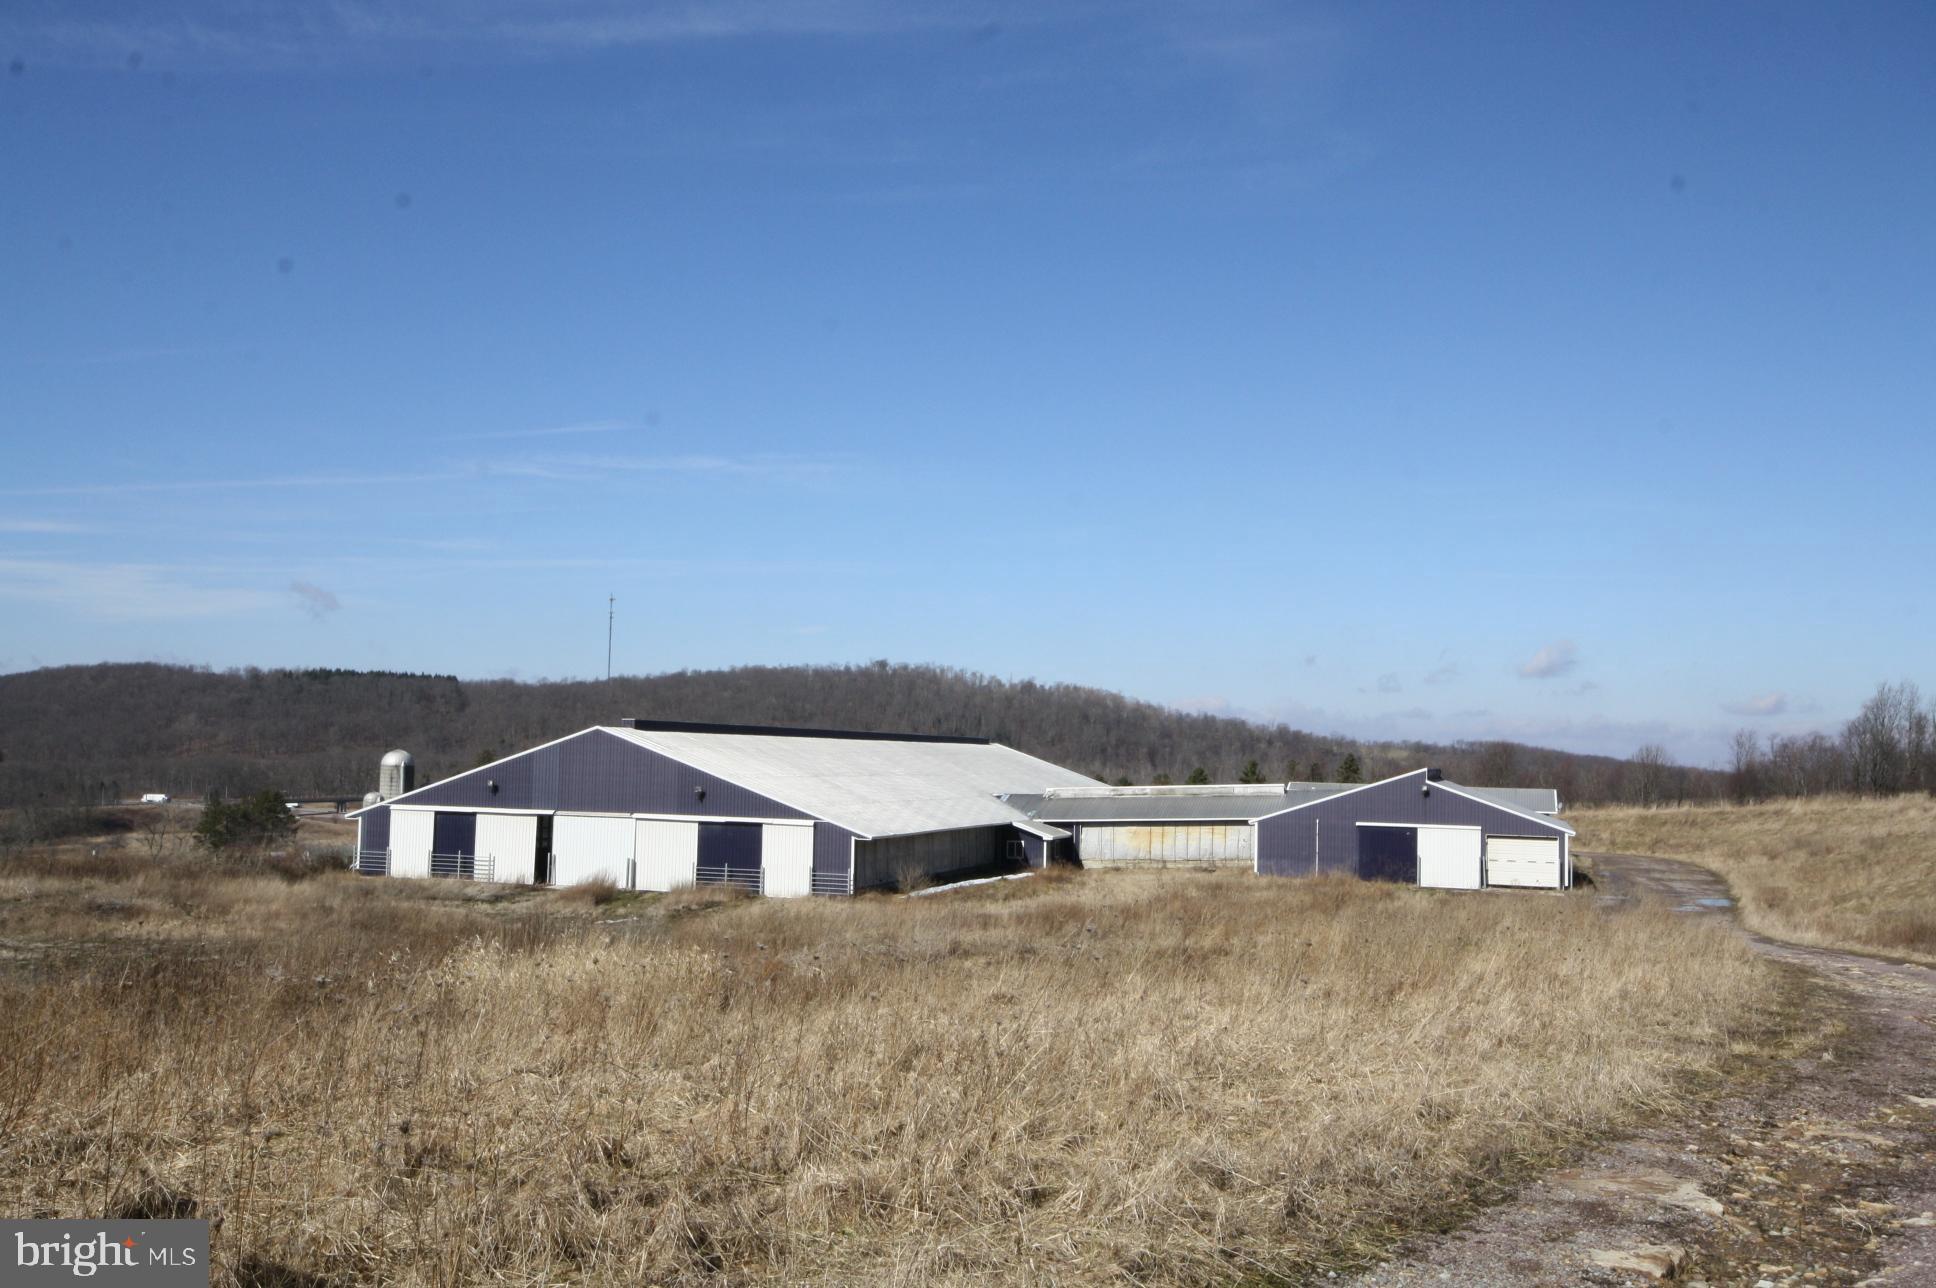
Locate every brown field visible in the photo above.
<box><xmin>1572</xmin><ymin>794</ymin><xmax>1936</xmax><ymax>965</ymax></box>
<box><xmin>0</xmin><ymin>824</ymin><xmax>1784</xmax><ymax>1285</ymax></box>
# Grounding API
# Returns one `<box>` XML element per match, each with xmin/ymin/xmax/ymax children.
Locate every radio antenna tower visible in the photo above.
<box><xmin>606</xmin><ymin>594</ymin><xmax>615</xmax><ymax>681</ymax></box>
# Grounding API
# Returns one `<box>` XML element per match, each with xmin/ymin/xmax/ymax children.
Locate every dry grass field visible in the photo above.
<box><xmin>1572</xmin><ymin>794</ymin><xmax>1936</xmax><ymax>965</ymax></box>
<box><xmin>0</xmin><ymin>824</ymin><xmax>1785</xmax><ymax>1285</ymax></box>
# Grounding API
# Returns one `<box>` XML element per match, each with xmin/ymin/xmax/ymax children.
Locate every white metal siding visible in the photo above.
<box><xmin>476</xmin><ymin>813</ymin><xmax>538</xmax><ymax>885</ymax></box>
<box><xmin>1486</xmin><ymin>836</ymin><xmax>1562</xmax><ymax>889</ymax></box>
<box><xmin>1076</xmin><ymin>822</ymin><xmax>1254</xmax><ymax>866</ymax></box>
<box><xmin>389</xmin><ymin>809</ymin><xmax>433</xmax><ymax>879</ymax></box>
<box><xmin>552</xmin><ymin>814</ymin><xmax>634</xmax><ymax>887</ymax></box>
<box><xmin>1416</xmin><ymin>825</ymin><xmax>1482</xmax><ymax>890</ymax></box>
<box><xmin>762</xmin><ymin>823</ymin><xmax>814</xmax><ymax>898</ymax></box>
<box><xmin>634</xmin><ymin>819</ymin><xmax>699</xmax><ymax>892</ymax></box>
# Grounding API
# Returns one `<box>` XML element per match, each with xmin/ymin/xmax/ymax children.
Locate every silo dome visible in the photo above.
<box><xmin>378</xmin><ymin>749</ymin><xmax>416</xmax><ymax>800</ymax></box>
<box><xmin>362</xmin><ymin>790</ymin><xmax>383</xmax><ymax>809</ymax></box>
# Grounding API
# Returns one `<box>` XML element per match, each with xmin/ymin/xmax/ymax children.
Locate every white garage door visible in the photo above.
<box><xmin>1486</xmin><ymin>836</ymin><xmax>1562</xmax><ymax>889</ymax></box>
<box><xmin>1417</xmin><ymin>825</ymin><xmax>1482</xmax><ymax>889</ymax></box>
<box><xmin>552</xmin><ymin>815</ymin><xmax>634</xmax><ymax>888</ymax></box>
<box><xmin>476</xmin><ymin>813</ymin><xmax>539</xmax><ymax>884</ymax></box>
<box><xmin>389</xmin><ymin>809</ymin><xmax>433</xmax><ymax>879</ymax></box>
<box><xmin>634</xmin><ymin>819</ymin><xmax>698</xmax><ymax>892</ymax></box>
<box><xmin>762</xmin><ymin>823</ymin><xmax>814</xmax><ymax>898</ymax></box>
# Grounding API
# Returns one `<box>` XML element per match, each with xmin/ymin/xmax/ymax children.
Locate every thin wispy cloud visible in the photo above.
<box><xmin>453</xmin><ymin>418</ymin><xmax>635</xmax><ymax>442</ymax></box>
<box><xmin>0</xmin><ymin>558</ymin><xmax>279</xmax><ymax>620</ymax></box>
<box><xmin>0</xmin><ymin>517</ymin><xmax>93</xmax><ymax>534</ymax></box>
<box><xmin>1422</xmin><ymin>660</ymin><xmax>1459</xmax><ymax>686</ymax></box>
<box><xmin>481</xmin><ymin>453</ymin><xmax>850</xmax><ymax>481</ymax></box>
<box><xmin>1517</xmin><ymin>640</ymin><xmax>1579</xmax><ymax>680</ymax></box>
<box><xmin>1</xmin><ymin>470</ymin><xmax>454</xmax><ymax>498</ymax></box>
<box><xmin>4</xmin><ymin>453</ymin><xmax>848</xmax><ymax>497</ymax></box>
<box><xmin>1723</xmin><ymin>692</ymin><xmax>1789</xmax><ymax>717</ymax></box>
<box><xmin>12</xmin><ymin>341</ymin><xmax>251</xmax><ymax>368</ymax></box>
<box><xmin>1</xmin><ymin>0</ymin><xmax>1013</xmax><ymax>68</ymax></box>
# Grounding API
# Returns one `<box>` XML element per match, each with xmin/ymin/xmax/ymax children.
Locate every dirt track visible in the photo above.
<box><xmin>1355</xmin><ymin>853</ymin><xmax>1936</xmax><ymax>1286</ymax></box>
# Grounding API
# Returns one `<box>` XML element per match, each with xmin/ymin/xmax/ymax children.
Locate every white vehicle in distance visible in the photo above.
<box><xmin>140</xmin><ymin>793</ymin><xmax>170</xmax><ymax>804</ymax></box>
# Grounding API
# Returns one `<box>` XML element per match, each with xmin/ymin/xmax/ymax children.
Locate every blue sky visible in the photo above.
<box><xmin>2</xmin><ymin>1</ymin><xmax>1931</xmax><ymax>767</ymax></box>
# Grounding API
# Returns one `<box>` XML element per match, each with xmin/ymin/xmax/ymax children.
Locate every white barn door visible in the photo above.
<box><xmin>389</xmin><ymin>809</ymin><xmax>433</xmax><ymax>879</ymax></box>
<box><xmin>634</xmin><ymin>819</ymin><xmax>699</xmax><ymax>892</ymax></box>
<box><xmin>762</xmin><ymin>823</ymin><xmax>814</xmax><ymax>898</ymax></box>
<box><xmin>1416</xmin><ymin>825</ymin><xmax>1482</xmax><ymax>890</ymax></box>
<box><xmin>476</xmin><ymin>813</ymin><xmax>539</xmax><ymax>884</ymax></box>
<box><xmin>552</xmin><ymin>815</ymin><xmax>634</xmax><ymax>888</ymax></box>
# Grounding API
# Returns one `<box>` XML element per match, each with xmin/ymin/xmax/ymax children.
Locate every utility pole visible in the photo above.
<box><xmin>606</xmin><ymin>594</ymin><xmax>615</xmax><ymax>681</ymax></box>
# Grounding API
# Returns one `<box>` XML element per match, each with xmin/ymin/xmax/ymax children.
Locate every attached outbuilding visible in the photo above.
<box><xmin>1253</xmin><ymin>768</ymin><xmax>1575</xmax><ymax>890</ymax></box>
<box><xmin>1009</xmin><ymin>769</ymin><xmax>1574</xmax><ymax>890</ymax></box>
<box><xmin>346</xmin><ymin>719</ymin><xmax>1100</xmax><ymax>897</ymax></box>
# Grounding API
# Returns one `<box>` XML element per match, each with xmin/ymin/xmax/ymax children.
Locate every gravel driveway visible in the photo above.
<box><xmin>1353</xmin><ymin>852</ymin><xmax>1936</xmax><ymax>1287</ymax></box>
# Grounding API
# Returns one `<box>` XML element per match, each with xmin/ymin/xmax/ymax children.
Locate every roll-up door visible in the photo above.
<box><xmin>1485</xmin><ymin>836</ymin><xmax>1562</xmax><ymax>888</ymax></box>
<box><xmin>634</xmin><ymin>819</ymin><xmax>699</xmax><ymax>892</ymax></box>
<box><xmin>552</xmin><ymin>815</ymin><xmax>634</xmax><ymax>887</ymax></box>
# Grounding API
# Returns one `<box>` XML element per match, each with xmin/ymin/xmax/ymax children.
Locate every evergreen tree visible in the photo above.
<box><xmin>1151</xmin><ymin>772</ymin><xmax>1174</xmax><ymax>786</ymax></box>
<box><xmin>1337</xmin><ymin>753</ymin><xmax>1363</xmax><ymax>783</ymax></box>
<box><xmin>1305</xmin><ymin>760</ymin><xmax>1325</xmax><ymax>782</ymax></box>
<box><xmin>1238</xmin><ymin>759</ymin><xmax>1264</xmax><ymax>784</ymax></box>
<box><xmin>194</xmin><ymin>788</ymin><xmax>298</xmax><ymax>851</ymax></box>
<box><xmin>1185</xmin><ymin>767</ymin><xmax>1211</xmax><ymax>785</ymax></box>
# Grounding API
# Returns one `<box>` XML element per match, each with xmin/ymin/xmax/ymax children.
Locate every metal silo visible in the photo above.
<box><xmin>379</xmin><ymin>749</ymin><xmax>416</xmax><ymax>800</ymax></box>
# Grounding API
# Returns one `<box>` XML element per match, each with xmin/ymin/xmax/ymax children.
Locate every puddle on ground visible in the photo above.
<box><xmin>1672</xmin><ymin>897</ymin><xmax>1735</xmax><ymax>912</ymax></box>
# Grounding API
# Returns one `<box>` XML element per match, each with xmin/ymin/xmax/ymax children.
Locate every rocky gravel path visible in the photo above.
<box><xmin>1353</xmin><ymin>853</ymin><xmax>1936</xmax><ymax>1287</ymax></box>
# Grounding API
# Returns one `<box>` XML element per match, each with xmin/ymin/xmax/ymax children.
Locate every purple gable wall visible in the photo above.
<box><xmin>813</xmin><ymin>822</ymin><xmax>856</xmax><ymax>879</ymax></box>
<box><xmin>385</xmin><ymin>729</ymin><xmax>813</xmax><ymax>821</ymax></box>
<box><xmin>1256</xmin><ymin>772</ymin><xmax>1568</xmax><ymax>878</ymax></box>
<box><xmin>358</xmin><ymin>804</ymin><xmax>390</xmax><ymax>854</ymax></box>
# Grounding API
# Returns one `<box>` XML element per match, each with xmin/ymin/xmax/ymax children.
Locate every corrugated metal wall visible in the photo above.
<box><xmin>853</xmin><ymin>826</ymin><xmax>1009</xmax><ymax>891</ymax></box>
<box><xmin>1075</xmin><ymin>822</ymin><xmax>1254</xmax><ymax>866</ymax></box>
<box><xmin>1019</xmin><ymin>832</ymin><xmax>1047</xmax><ymax>867</ymax></box>
<box><xmin>634</xmin><ymin>819</ymin><xmax>699</xmax><ymax>891</ymax></box>
<box><xmin>476</xmin><ymin>813</ymin><xmax>538</xmax><ymax>884</ymax></box>
<box><xmin>397</xmin><ymin>729</ymin><xmax>814</xmax><ymax>820</ymax></box>
<box><xmin>762</xmin><ymin>823</ymin><xmax>815</xmax><ymax>898</ymax></box>
<box><xmin>1256</xmin><ymin>774</ymin><xmax>1569</xmax><ymax>879</ymax></box>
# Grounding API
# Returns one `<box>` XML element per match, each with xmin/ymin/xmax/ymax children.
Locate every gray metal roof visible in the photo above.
<box><xmin>1020</xmin><ymin>782</ymin><xmax>1356</xmax><ymax>824</ymax></box>
<box><xmin>1439</xmin><ymin>784</ymin><xmax>1560</xmax><ymax>815</ymax></box>
<box><xmin>602</xmin><ymin>725</ymin><xmax>1100</xmax><ymax>839</ymax></box>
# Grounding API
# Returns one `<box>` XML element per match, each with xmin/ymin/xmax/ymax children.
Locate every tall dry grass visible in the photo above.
<box><xmin>0</xmin><ymin>860</ymin><xmax>1779</xmax><ymax>1284</ymax></box>
<box><xmin>1573</xmin><ymin>794</ymin><xmax>1936</xmax><ymax>963</ymax></box>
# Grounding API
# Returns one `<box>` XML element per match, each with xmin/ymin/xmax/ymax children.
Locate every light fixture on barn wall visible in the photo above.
<box><xmin>693</xmin><ymin>785</ymin><xmax>707</xmax><ymax>803</ymax></box>
<box><xmin>487</xmin><ymin>779</ymin><xmax>498</xmax><ymax>794</ymax></box>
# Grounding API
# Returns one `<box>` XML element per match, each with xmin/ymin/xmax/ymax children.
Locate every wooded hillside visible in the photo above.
<box><xmin>0</xmin><ymin>661</ymin><xmax>1669</xmax><ymax>807</ymax></box>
